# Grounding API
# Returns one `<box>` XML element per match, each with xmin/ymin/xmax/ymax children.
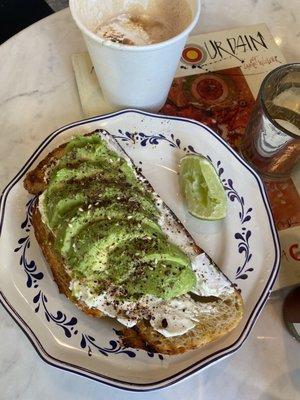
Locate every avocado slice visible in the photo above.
<box><xmin>62</xmin><ymin>140</ymin><xmax>119</xmax><ymax>167</ymax></box>
<box><xmin>125</xmin><ymin>259</ymin><xmax>196</xmax><ymax>300</ymax></box>
<box><xmin>55</xmin><ymin>202</ymin><xmax>161</xmax><ymax>256</ymax></box>
<box><xmin>47</xmin><ymin>194</ymin><xmax>85</xmax><ymax>228</ymax></box>
<box><xmin>50</xmin><ymin>163</ymin><xmax>104</xmax><ymax>184</ymax></box>
<box><xmin>72</xmin><ymin>222</ymin><xmax>163</xmax><ymax>277</ymax></box>
<box><xmin>46</xmin><ymin>180</ymin><xmax>157</xmax><ymax>229</ymax></box>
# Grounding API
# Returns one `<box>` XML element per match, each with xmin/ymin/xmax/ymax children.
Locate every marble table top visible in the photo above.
<box><xmin>0</xmin><ymin>2</ymin><xmax>299</xmax><ymax>399</ymax></box>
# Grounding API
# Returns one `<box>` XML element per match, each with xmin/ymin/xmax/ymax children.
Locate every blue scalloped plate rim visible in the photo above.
<box><xmin>0</xmin><ymin>109</ymin><xmax>281</xmax><ymax>391</ymax></box>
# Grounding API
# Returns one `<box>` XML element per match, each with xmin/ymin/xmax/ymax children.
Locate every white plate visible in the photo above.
<box><xmin>0</xmin><ymin>110</ymin><xmax>280</xmax><ymax>391</ymax></box>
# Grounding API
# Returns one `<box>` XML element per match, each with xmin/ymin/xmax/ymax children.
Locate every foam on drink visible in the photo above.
<box><xmin>96</xmin><ymin>14</ymin><xmax>152</xmax><ymax>45</ymax></box>
<box><xmin>94</xmin><ymin>0</ymin><xmax>192</xmax><ymax>46</ymax></box>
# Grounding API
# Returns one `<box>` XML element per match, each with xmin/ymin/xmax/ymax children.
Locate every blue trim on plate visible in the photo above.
<box><xmin>0</xmin><ymin>109</ymin><xmax>281</xmax><ymax>391</ymax></box>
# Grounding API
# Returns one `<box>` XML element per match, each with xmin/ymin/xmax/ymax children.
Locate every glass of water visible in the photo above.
<box><xmin>241</xmin><ymin>63</ymin><xmax>300</xmax><ymax>180</ymax></box>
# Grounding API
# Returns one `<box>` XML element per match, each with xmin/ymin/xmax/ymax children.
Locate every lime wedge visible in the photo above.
<box><xmin>179</xmin><ymin>154</ymin><xmax>227</xmax><ymax>220</ymax></box>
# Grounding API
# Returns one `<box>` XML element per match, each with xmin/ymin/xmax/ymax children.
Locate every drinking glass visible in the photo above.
<box><xmin>241</xmin><ymin>63</ymin><xmax>300</xmax><ymax>180</ymax></box>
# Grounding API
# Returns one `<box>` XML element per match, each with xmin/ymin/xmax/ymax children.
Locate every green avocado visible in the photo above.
<box><xmin>46</xmin><ymin>179</ymin><xmax>157</xmax><ymax>230</ymax></box>
<box><xmin>56</xmin><ymin>206</ymin><xmax>161</xmax><ymax>256</ymax></box>
<box><xmin>43</xmin><ymin>134</ymin><xmax>196</xmax><ymax>300</ymax></box>
<box><xmin>125</xmin><ymin>260</ymin><xmax>196</xmax><ymax>300</ymax></box>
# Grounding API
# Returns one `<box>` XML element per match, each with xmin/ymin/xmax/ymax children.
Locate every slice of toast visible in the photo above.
<box><xmin>24</xmin><ymin>132</ymin><xmax>243</xmax><ymax>355</ymax></box>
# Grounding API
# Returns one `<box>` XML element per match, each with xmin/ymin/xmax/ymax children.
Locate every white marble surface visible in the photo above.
<box><xmin>0</xmin><ymin>2</ymin><xmax>299</xmax><ymax>399</ymax></box>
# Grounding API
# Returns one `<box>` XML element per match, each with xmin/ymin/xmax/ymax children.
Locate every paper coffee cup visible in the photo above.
<box><xmin>70</xmin><ymin>0</ymin><xmax>201</xmax><ymax>112</ymax></box>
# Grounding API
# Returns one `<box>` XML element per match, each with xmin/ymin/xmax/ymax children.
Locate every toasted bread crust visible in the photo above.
<box><xmin>25</xmin><ymin>133</ymin><xmax>244</xmax><ymax>354</ymax></box>
<box><xmin>122</xmin><ymin>292</ymin><xmax>243</xmax><ymax>354</ymax></box>
<box><xmin>24</xmin><ymin>144</ymin><xmax>66</xmax><ymax>195</ymax></box>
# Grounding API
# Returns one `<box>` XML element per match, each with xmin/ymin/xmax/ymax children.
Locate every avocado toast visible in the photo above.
<box><xmin>24</xmin><ymin>131</ymin><xmax>243</xmax><ymax>355</ymax></box>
